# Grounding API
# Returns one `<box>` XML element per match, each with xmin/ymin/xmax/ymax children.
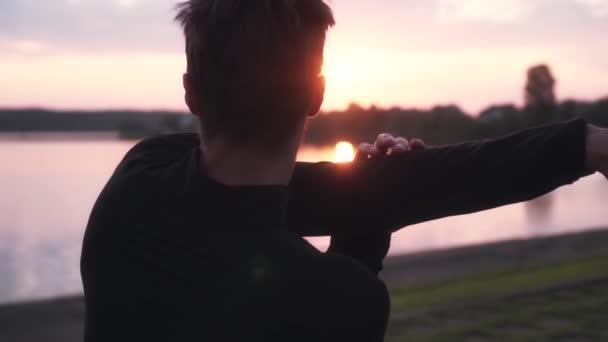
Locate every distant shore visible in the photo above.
<box><xmin>3</xmin><ymin>99</ymin><xmax>607</xmax><ymax>146</ymax></box>
<box><xmin>1</xmin><ymin>228</ymin><xmax>608</xmax><ymax>341</ymax></box>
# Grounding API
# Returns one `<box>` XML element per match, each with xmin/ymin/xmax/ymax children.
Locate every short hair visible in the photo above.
<box><xmin>175</xmin><ymin>0</ymin><xmax>335</xmax><ymax>145</ymax></box>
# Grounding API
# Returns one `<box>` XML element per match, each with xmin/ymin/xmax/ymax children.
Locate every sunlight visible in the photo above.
<box><xmin>334</xmin><ymin>141</ymin><xmax>355</xmax><ymax>163</ymax></box>
<box><xmin>323</xmin><ymin>61</ymin><xmax>357</xmax><ymax>86</ymax></box>
<box><xmin>322</xmin><ymin>60</ymin><xmax>358</xmax><ymax>108</ymax></box>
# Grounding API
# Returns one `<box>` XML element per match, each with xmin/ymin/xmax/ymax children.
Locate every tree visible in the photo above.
<box><xmin>524</xmin><ymin>64</ymin><xmax>558</xmax><ymax>125</ymax></box>
<box><xmin>525</xmin><ymin>64</ymin><xmax>556</xmax><ymax>108</ymax></box>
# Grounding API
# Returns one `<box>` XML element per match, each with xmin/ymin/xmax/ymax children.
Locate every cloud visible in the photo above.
<box><xmin>9</xmin><ymin>40</ymin><xmax>48</xmax><ymax>53</ymax></box>
<box><xmin>0</xmin><ymin>0</ymin><xmax>183</xmax><ymax>53</ymax></box>
<box><xmin>1</xmin><ymin>0</ymin><xmax>607</xmax><ymax>55</ymax></box>
<box><xmin>436</xmin><ymin>0</ymin><xmax>537</xmax><ymax>22</ymax></box>
<box><xmin>575</xmin><ymin>0</ymin><xmax>608</xmax><ymax>16</ymax></box>
<box><xmin>0</xmin><ymin>37</ymin><xmax>49</xmax><ymax>54</ymax></box>
<box><xmin>116</xmin><ymin>0</ymin><xmax>140</xmax><ymax>9</ymax></box>
<box><xmin>436</xmin><ymin>0</ymin><xmax>608</xmax><ymax>22</ymax></box>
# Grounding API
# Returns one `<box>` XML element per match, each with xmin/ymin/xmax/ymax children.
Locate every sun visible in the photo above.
<box><xmin>334</xmin><ymin>141</ymin><xmax>355</xmax><ymax>163</ymax></box>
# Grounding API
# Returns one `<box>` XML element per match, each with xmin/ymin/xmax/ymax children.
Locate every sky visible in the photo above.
<box><xmin>0</xmin><ymin>0</ymin><xmax>607</xmax><ymax>114</ymax></box>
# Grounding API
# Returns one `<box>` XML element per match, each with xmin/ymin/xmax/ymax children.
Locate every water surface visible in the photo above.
<box><xmin>0</xmin><ymin>138</ymin><xmax>606</xmax><ymax>303</ymax></box>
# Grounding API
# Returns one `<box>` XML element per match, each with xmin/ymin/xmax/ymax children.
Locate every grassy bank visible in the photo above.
<box><xmin>386</xmin><ymin>254</ymin><xmax>608</xmax><ymax>341</ymax></box>
<box><xmin>1</xmin><ymin>229</ymin><xmax>608</xmax><ymax>341</ymax></box>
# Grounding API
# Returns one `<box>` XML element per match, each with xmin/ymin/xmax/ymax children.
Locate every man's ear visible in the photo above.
<box><xmin>183</xmin><ymin>73</ymin><xmax>200</xmax><ymax>117</ymax></box>
<box><xmin>307</xmin><ymin>75</ymin><xmax>325</xmax><ymax>118</ymax></box>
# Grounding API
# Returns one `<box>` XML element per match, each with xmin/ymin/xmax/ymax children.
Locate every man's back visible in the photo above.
<box><xmin>81</xmin><ymin>134</ymin><xmax>389</xmax><ymax>341</ymax></box>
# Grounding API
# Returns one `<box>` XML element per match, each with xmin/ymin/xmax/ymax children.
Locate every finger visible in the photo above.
<box><xmin>356</xmin><ymin>143</ymin><xmax>379</xmax><ymax>160</ymax></box>
<box><xmin>391</xmin><ymin>143</ymin><xmax>409</xmax><ymax>154</ymax></box>
<box><xmin>394</xmin><ymin>137</ymin><xmax>410</xmax><ymax>150</ymax></box>
<box><xmin>392</xmin><ymin>137</ymin><xmax>410</xmax><ymax>153</ymax></box>
<box><xmin>375</xmin><ymin>133</ymin><xmax>395</xmax><ymax>151</ymax></box>
<box><xmin>410</xmin><ymin>138</ymin><xmax>427</xmax><ymax>150</ymax></box>
<box><xmin>357</xmin><ymin>143</ymin><xmax>374</xmax><ymax>154</ymax></box>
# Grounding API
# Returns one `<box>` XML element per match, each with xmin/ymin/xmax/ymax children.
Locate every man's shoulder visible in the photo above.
<box><xmin>86</xmin><ymin>133</ymin><xmax>201</xmax><ymax>233</ymax></box>
<box><xmin>133</xmin><ymin>132</ymin><xmax>200</xmax><ymax>150</ymax></box>
<box><xmin>125</xmin><ymin>133</ymin><xmax>200</xmax><ymax>164</ymax></box>
<box><xmin>98</xmin><ymin>133</ymin><xmax>200</xmax><ymax>206</ymax></box>
<box><xmin>112</xmin><ymin>133</ymin><xmax>199</xmax><ymax>177</ymax></box>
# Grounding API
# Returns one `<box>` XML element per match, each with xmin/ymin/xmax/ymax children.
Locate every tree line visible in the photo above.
<box><xmin>0</xmin><ymin>65</ymin><xmax>605</xmax><ymax>146</ymax></box>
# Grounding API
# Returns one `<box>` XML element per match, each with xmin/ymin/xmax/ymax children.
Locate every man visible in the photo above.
<box><xmin>81</xmin><ymin>0</ymin><xmax>608</xmax><ymax>341</ymax></box>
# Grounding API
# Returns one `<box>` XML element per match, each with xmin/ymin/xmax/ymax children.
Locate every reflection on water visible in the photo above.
<box><xmin>0</xmin><ymin>138</ymin><xmax>607</xmax><ymax>303</ymax></box>
<box><xmin>526</xmin><ymin>194</ymin><xmax>554</xmax><ymax>224</ymax></box>
<box><xmin>334</xmin><ymin>141</ymin><xmax>356</xmax><ymax>163</ymax></box>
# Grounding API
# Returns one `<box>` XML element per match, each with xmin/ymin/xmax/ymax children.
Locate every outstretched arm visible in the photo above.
<box><xmin>288</xmin><ymin>119</ymin><xmax>604</xmax><ymax>237</ymax></box>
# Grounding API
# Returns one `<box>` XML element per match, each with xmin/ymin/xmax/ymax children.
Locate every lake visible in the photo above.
<box><xmin>0</xmin><ymin>137</ymin><xmax>607</xmax><ymax>304</ymax></box>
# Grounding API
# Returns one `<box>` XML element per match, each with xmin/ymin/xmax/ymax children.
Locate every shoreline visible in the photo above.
<box><xmin>381</xmin><ymin>227</ymin><xmax>608</xmax><ymax>288</ymax></box>
<box><xmin>1</xmin><ymin>228</ymin><xmax>607</xmax><ymax>341</ymax></box>
<box><xmin>3</xmin><ymin>227</ymin><xmax>608</xmax><ymax>306</ymax></box>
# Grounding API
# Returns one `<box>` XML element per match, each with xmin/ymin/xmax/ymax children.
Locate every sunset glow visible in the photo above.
<box><xmin>334</xmin><ymin>142</ymin><xmax>355</xmax><ymax>163</ymax></box>
<box><xmin>1</xmin><ymin>1</ymin><xmax>607</xmax><ymax>113</ymax></box>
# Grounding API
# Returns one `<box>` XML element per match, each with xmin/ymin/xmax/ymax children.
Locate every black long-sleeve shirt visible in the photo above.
<box><xmin>81</xmin><ymin>119</ymin><xmax>589</xmax><ymax>342</ymax></box>
<box><xmin>289</xmin><ymin>119</ymin><xmax>589</xmax><ymax>236</ymax></box>
<box><xmin>82</xmin><ymin>134</ymin><xmax>390</xmax><ymax>342</ymax></box>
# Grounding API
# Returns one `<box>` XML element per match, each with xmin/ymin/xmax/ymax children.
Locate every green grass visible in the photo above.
<box><xmin>386</xmin><ymin>255</ymin><xmax>608</xmax><ymax>341</ymax></box>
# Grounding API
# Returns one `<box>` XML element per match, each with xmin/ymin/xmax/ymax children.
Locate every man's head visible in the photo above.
<box><xmin>176</xmin><ymin>0</ymin><xmax>334</xmax><ymax>149</ymax></box>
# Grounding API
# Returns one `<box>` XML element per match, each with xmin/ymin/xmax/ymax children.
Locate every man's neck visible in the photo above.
<box><xmin>200</xmin><ymin>139</ymin><xmax>298</xmax><ymax>186</ymax></box>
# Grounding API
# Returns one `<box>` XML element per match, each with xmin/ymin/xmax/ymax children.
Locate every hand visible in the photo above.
<box><xmin>586</xmin><ymin>124</ymin><xmax>608</xmax><ymax>179</ymax></box>
<box><xmin>327</xmin><ymin>232</ymin><xmax>391</xmax><ymax>274</ymax></box>
<box><xmin>357</xmin><ymin>133</ymin><xmax>427</xmax><ymax>160</ymax></box>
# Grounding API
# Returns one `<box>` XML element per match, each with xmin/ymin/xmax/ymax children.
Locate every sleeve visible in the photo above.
<box><xmin>287</xmin><ymin>119</ymin><xmax>590</xmax><ymax>237</ymax></box>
